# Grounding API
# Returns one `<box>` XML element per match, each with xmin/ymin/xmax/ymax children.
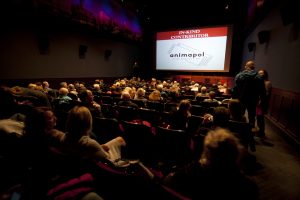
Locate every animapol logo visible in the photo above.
<box><xmin>168</xmin><ymin>43</ymin><xmax>212</xmax><ymax>66</ymax></box>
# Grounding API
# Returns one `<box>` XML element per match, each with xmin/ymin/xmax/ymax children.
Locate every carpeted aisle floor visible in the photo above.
<box><xmin>249</xmin><ymin>118</ymin><xmax>300</xmax><ymax>200</ymax></box>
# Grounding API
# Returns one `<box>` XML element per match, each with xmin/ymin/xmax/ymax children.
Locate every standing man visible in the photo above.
<box><xmin>132</xmin><ymin>61</ymin><xmax>140</xmax><ymax>78</ymax></box>
<box><xmin>234</xmin><ymin>60</ymin><xmax>266</xmax><ymax>128</ymax></box>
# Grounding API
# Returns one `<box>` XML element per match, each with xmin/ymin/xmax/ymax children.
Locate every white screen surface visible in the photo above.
<box><xmin>156</xmin><ymin>26</ymin><xmax>232</xmax><ymax>72</ymax></box>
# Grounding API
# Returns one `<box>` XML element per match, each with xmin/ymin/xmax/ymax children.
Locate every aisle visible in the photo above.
<box><xmin>250</xmin><ymin>118</ymin><xmax>300</xmax><ymax>200</ymax></box>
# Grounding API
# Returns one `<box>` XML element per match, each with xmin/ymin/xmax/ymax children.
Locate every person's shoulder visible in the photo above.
<box><xmin>235</xmin><ymin>71</ymin><xmax>245</xmax><ymax>80</ymax></box>
<box><xmin>79</xmin><ymin>135</ymin><xmax>101</xmax><ymax>147</ymax></box>
<box><xmin>129</xmin><ymin>102</ymin><xmax>139</xmax><ymax>108</ymax></box>
<box><xmin>48</xmin><ymin>129</ymin><xmax>65</xmax><ymax>138</ymax></box>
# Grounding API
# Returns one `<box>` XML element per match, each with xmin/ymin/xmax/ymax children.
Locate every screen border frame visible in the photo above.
<box><xmin>155</xmin><ymin>24</ymin><xmax>233</xmax><ymax>73</ymax></box>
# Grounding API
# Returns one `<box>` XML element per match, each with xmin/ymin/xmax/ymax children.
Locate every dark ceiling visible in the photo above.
<box><xmin>124</xmin><ymin>0</ymin><xmax>248</xmax><ymax>31</ymax></box>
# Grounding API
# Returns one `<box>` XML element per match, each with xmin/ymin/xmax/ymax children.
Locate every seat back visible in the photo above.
<box><xmin>116</xmin><ymin>106</ymin><xmax>138</xmax><ymax>121</ymax></box>
<box><xmin>146</xmin><ymin>101</ymin><xmax>164</xmax><ymax>112</ymax></box>
<box><xmin>121</xmin><ymin>121</ymin><xmax>156</xmax><ymax>162</ymax></box>
<box><xmin>132</xmin><ymin>99</ymin><xmax>147</xmax><ymax>108</ymax></box>
<box><xmin>228</xmin><ymin>120</ymin><xmax>255</xmax><ymax>152</ymax></box>
<box><xmin>187</xmin><ymin>115</ymin><xmax>204</xmax><ymax>135</ymax></box>
<box><xmin>164</xmin><ymin>102</ymin><xmax>178</xmax><ymax>113</ymax></box>
<box><xmin>156</xmin><ymin>126</ymin><xmax>191</xmax><ymax>166</ymax></box>
<box><xmin>54</xmin><ymin>109</ymin><xmax>69</xmax><ymax>132</ymax></box>
<box><xmin>138</xmin><ymin>108</ymin><xmax>160</xmax><ymax>127</ymax></box>
<box><xmin>190</xmin><ymin>105</ymin><xmax>205</xmax><ymax>116</ymax></box>
<box><xmin>100</xmin><ymin>104</ymin><xmax>116</xmax><ymax>118</ymax></box>
<box><xmin>95</xmin><ymin>161</ymin><xmax>188</xmax><ymax>200</ymax></box>
<box><xmin>195</xmin><ymin>96</ymin><xmax>209</xmax><ymax>102</ymax></box>
<box><xmin>101</xmin><ymin>96</ymin><xmax>114</xmax><ymax>105</ymax></box>
<box><xmin>93</xmin><ymin>117</ymin><xmax>123</xmax><ymax>143</ymax></box>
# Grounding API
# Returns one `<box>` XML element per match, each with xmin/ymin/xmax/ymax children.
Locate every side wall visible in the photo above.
<box><xmin>0</xmin><ymin>28</ymin><xmax>141</xmax><ymax>79</ymax></box>
<box><xmin>241</xmin><ymin>1</ymin><xmax>300</xmax><ymax>144</ymax></box>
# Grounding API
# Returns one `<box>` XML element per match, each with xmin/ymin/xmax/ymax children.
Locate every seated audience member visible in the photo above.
<box><xmin>156</xmin><ymin>84</ymin><xmax>167</xmax><ymax>100</ymax></box>
<box><xmin>164</xmin><ymin>128</ymin><xmax>259</xmax><ymax>200</ymax></box>
<box><xmin>111</xmin><ymin>83</ymin><xmax>121</xmax><ymax>94</ymax></box>
<box><xmin>196</xmin><ymin>86</ymin><xmax>208</xmax><ymax>98</ymax></box>
<box><xmin>79</xmin><ymin>89</ymin><xmax>103</xmax><ymax>118</ymax></box>
<box><xmin>198</xmin><ymin>106</ymin><xmax>230</xmax><ymax>136</ymax></box>
<box><xmin>92</xmin><ymin>83</ymin><xmax>102</xmax><ymax>103</ymax></box>
<box><xmin>148</xmin><ymin>90</ymin><xmax>162</xmax><ymax>102</ymax></box>
<box><xmin>28</xmin><ymin>83</ymin><xmax>37</xmax><ymax>90</ymax></box>
<box><xmin>10</xmin><ymin>86</ymin><xmax>51</xmax><ymax>107</ymax></box>
<box><xmin>22</xmin><ymin>107</ymin><xmax>105</xmax><ymax>200</ymax></box>
<box><xmin>57</xmin><ymin>87</ymin><xmax>73</xmax><ymax>105</ymax></box>
<box><xmin>202</xmin><ymin>106</ymin><xmax>230</xmax><ymax>129</ymax></box>
<box><xmin>0</xmin><ymin>115</ymin><xmax>25</xmax><ymax>139</ymax></box>
<box><xmin>134</xmin><ymin>88</ymin><xmax>147</xmax><ymax>102</ymax></box>
<box><xmin>60</xmin><ymin>106</ymin><xmax>126</xmax><ymax>163</ymax></box>
<box><xmin>0</xmin><ymin>86</ymin><xmax>26</xmax><ymax>138</ymax></box>
<box><xmin>68</xmin><ymin>83</ymin><xmax>78</xmax><ymax>96</ymax></box>
<box><xmin>42</xmin><ymin>81</ymin><xmax>52</xmax><ymax>93</ymax></box>
<box><xmin>165</xmin><ymin>85</ymin><xmax>179</xmax><ymax>103</ymax></box>
<box><xmin>0</xmin><ymin>87</ymin><xmax>25</xmax><ymax>168</ymax></box>
<box><xmin>123</xmin><ymin>86</ymin><xmax>136</xmax><ymax>99</ymax></box>
<box><xmin>0</xmin><ymin>86</ymin><xmax>19</xmax><ymax>119</ymax></box>
<box><xmin>34</xmin><ymin>82</ymin><xmax>44</xmax><ymax>92</ymax></box>
<box><xmin>212</xmin><ymin>106</ymin><xmax>230</xmax><ymax>128</ymax></box>
<box><xmin>21</xmin><ymin>106</ymin><xmax>65</xmax><ymax>199</ymax></box>
<box><xmin>59</xmin><ymin>81</ymin><xmax>68</xmax><ymax>89</ymax></box>
<box><xmin>218</xmin><ymin>82</ymin><xmax>228</xmax><ymax>94</ymax></box>
<box><xmin>228</xmin><ymin>99</ymin><xmax>247</xmax><ymax>122</ymax></box>
<box><xmin>43</xmin><ymin>81</ymin><xmax>58</xmax><ymax>101</ymax></box>
<box><xmin>118</xmin><ymin>91</ymin><xmax>139</xmax><ymax>109</ymax></box>
<box><xmin>169</xmin><ymin>99</ymin><xmax>191</xmax><ymax>130</ymax></box>
<box><xmin>203</xmin><ymin>91</ymin><xmax>221</xmax><ymax>105</ymax></box>
<box><xmin>23</xmin><ymin>106</ymin><xmax>65</xmax><ymax>149</ymax></box>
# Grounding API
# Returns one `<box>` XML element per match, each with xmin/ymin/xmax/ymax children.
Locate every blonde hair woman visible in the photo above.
<box><xmin>61</xmin><ymin>106</ymin><xmax>126</xmax><ymax>162</ymax></box>
<box><xmin>148</xmin><ymin>90</ymin><xmax>162</xmax><ymax>101</ymax></box>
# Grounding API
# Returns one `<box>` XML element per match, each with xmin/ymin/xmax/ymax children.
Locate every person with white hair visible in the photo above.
<box><xmin>57</xmin><ymin>87</ymin><xmax>72</xmax><ymax>105</ymax></box>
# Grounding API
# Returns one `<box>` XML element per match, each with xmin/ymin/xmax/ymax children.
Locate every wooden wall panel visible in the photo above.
<box><xmin>268</xmin><ymin>88</ymin><xmax>300</xmax><ymax>145</ymax></box>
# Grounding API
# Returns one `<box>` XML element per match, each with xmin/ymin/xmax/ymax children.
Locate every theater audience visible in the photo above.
<box><xmin>0</xmin><ymin>77</ymin><xmax>269</xmax><ymax>199</ymax></box>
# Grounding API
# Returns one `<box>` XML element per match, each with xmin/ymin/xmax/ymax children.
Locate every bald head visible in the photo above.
<box><xmin>245</xmin><ymin>60</ymin><xmax>255</xmax><ymax>70</ymax></box>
